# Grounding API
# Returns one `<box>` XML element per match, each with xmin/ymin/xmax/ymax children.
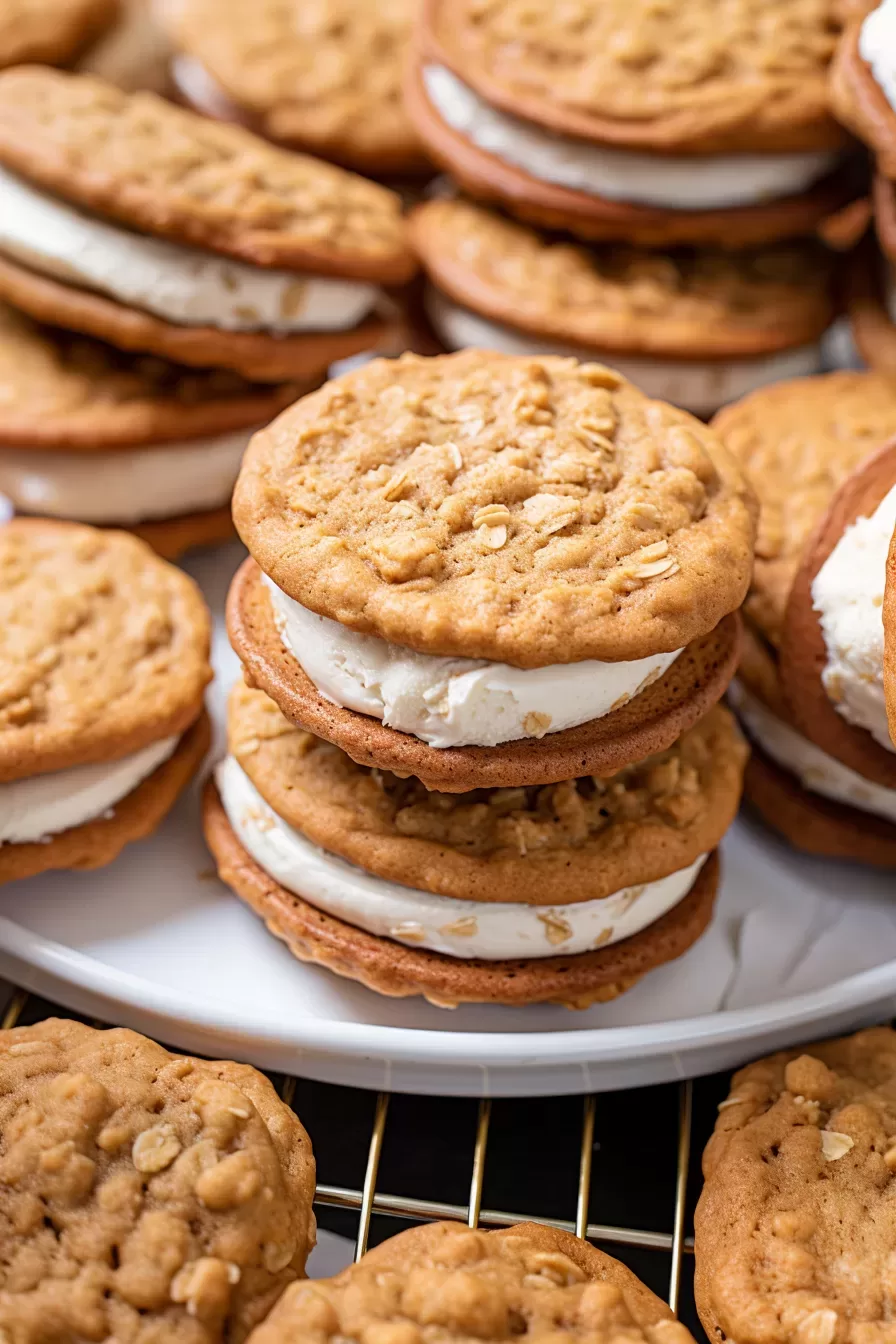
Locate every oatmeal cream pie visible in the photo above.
<box><xmin>0</xmin><ymin>303</ymin><xmax>313</xmax><ymax>559</ymax></box>
<box><xmin>0</xmin><ymin>1017</ymin><xmax>315</xmax><ymax>1342</ymax></box>
<box><xmin>714</xmin><ymin>371</ymin><xmax>896</xmax><ymax>862</ymax></box>
<box><xmin>204</xmin><ymin>680</ymin><xmax>744</xmax><ymax>1008</ymax></box>
<box><xmin>0</xmin><ymin>66</ymin><xmax>415</xmax><ymax>383</ymax></box>
<box><xmin>410</xmin><ymin>196</ymin><xmax>838</xmax><ymax>419</ymax></box>
<box><xmin>0</xmin><ymin>519</ymin><xmax>212</xmax><ymax>884</ymax></box>
<box><xmin>695</xmin><ymin>1025</ymin><xmax>896</xmax><ymax>1344</ymax></box>
<box><xmin>247</xmin><ymin>1220</ymin><xmax>695</xmax><ymax>1344</ymax></box>
<box><xmin>230</xmin><ymin>352</ymin><xmax>754</xmax><ymax>792</ymax></box>
<box><xmin>407</xmin><ymin>0</ymin><xmax>859</xmax><ymax>250</ymax></box>
<box><xmin>165</xmin><ymin>0</ymin><xmax>427</xmax><ymax>178</ymax></box>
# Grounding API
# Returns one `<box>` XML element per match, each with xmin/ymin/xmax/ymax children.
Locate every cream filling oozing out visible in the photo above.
<box><xmin>216</xmin><ymin>754</ymin><xmax>707</xmax><ymax>960</ymax></box>
<box><xmin>0</xmin><ymin>428</ymin><xmax>254</xmax><ymax>524</ymax></box>
<box><xmin>264</xmin><ymin>575</ymin><xmax>683</xmax><ymax>750</ymax></box>
<box><xmin>729</xmin><ymin>680</ymin><xmax>896</xmax><ymax>823</ymax></box>
<box><xmin>860</xmin><ymin>1</ymin><xmax>896</xmax><ymax>113</ymax></box>
<box><xmin>812</xmin><ymin>483</ymin><xmax>896</xmax><ymax>754</ymax></box>
<box><xmin>422</xmin><ymin>65</ymin><xmax>841</xmax><ymax>212</ymax></box>
<box><xmin>0</xmin><ymin>165</ymin><xmax>380</xmax><ymax>333</ymax></box>
<box><xmin>426</xmin><ymin>289</ymin><xmax>824</xmax><ymax>418</ymax></box>
<box><xmin>0</xmin><ymin>736</ymin><xmax>179</xmax><ymax>845</ymax></box>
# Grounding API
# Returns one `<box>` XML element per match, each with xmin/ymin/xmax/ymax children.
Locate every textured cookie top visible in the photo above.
<box><xmin>0</xmin><ymin>303</ymin><xmax>299</xmax><ymax>450</ymax></box>
<box><xmin>170</xmin><ymin>0</ymin><xmax>424</xmax><ymax>173</ymax></box>
<box><xmin>423</xmin><ymin>0</ymin><xmax>850</xmax><ymax>154</ymax></box>
<box><xmin>0</xmin><ymin>0</ymin><xmax>117</xmax><ymax>69</ymax></box>
<box><xmin>713</xmin><ymin>371</ymin><xmax>896</xmax><ymax>649</ymax></box>
<box><xmin>249</xmin><ymin>1220</ymin><xmax>690</xmax><ymax>1344</ymax></box>
<box><xmin>229</xmin><ymin>682</ymin><xmax>746</xmax><ymax>904</ymax></box>
<box><xmin>0</xmin><ymin>519</ymin><xmax>211</xmax><ymax>781</ymax></box>
<box><xmin>0</xmin><ymin>1018</ymin><xmax>315</xmax><ymax>1344</ymax></box>
<box><xmin>411</xmin><ymin>198</ymin><xmax>837</xmax><ymax>359</ymax></box>
<box><xmin>0</xmin><ymin>67</ymin><xmax>415</xmax><ymax>283</ymax></box>
<box><xmin>234</xmin><ymin>352</ymin><xmax>757</xmax><ymax>666</ymax></box>
<box><xmin>697</xmin><ymin>1026</ymin><xmax>896</xmax><ymax>1344</ymax></box>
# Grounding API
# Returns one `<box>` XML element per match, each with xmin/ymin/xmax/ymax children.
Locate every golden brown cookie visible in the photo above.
<box><xmin>229</xmin><ymin>557</ymin><xmax>742</xmax><ymax>791</ymax></box>
<box><xmin>130</xmin><ymin>505</ymin><xmax>236</xmax><ymax>560</ymax></box>
<box><xmin>167</xmin><ymin>0</ymin><xmax>427</xmax><ymax>177</ymax></box>
<box><xmin>405</xmin><ymin>60</ymin><xmax>858</xmax><ymax>251</ymax></box>
<box><xmin>204</xmin><ymin>778</ymin><xmax>721</xmax><ymax>1009</ymax></box>
<box><xmin>0</xmin><ymin>1017</ymin><xmax>315</xmax><ymax>1341</ymax></box>
<box><xmin>0</xmin><ymin>252</ymin><xmax>398</xmax><ymax>383</ymax></box>
<box><xmin>885</xmin><ymin>525</ymin><xmax>896</xmax><ymax>744</ymax></box>
<box><xmin>234</xmin><ymin>351</ymin><xmax>757</xmax><ymax>667</ymax></box>
<box><xmin>247</xmin><ymin>1220</ymin><xmax>691</xmax><ymax>1344</ymax></box>
<box><xmin>0</xmin><ymin>711</ymin><xmax>210</xmax><ymax>884</ymax></box>
<box><xmin>227</xmin><ymin>680</ymin><xmax>745</xmax><ymax>904</ymax></box>
<box><xmin>0</xmin><ymin>66</ymin><xmax>415</xmax><ymax>283</ymax></box>
<box><xmin>712</xmin><ymin>371</ymin><xmax>896</xmax><ymax>648</ymax></box>
<box><xmin>696</xmin><ymin>1025</ymin><xmax>896</xmax><ymax>1344</ymax></box>
<box><xmin>0</xmin><ymin>0</ymin><xmax>118</xmax><ymax>69</ymax></box>
<box><xmin>409</xmin><ymin>196</ymin><xmax>838</xmax><ymax>360</ymax></box>
<box><xmin>423</xmin><ymin>0</ymin><xmax>848</xmax><ymax>155</ymax></box>
<box><xmin>832</xmin><ymin>15</ymin><xmax>896</xmax><ymax>175</ymax></box>
<box><xmin>780</xmin><ymin>438</ymin><xmax>896</xmax><ymax>788</ymax></box>
<box><xmin>0</xmin><ymin>519</ymin><xmax>211</xmax><ymax>781</ymax></box>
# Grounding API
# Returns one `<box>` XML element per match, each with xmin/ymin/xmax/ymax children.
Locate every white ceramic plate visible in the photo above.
<box><xmin>2</xmin><ymin>544</ymin><xmax>896</xmax><ymax>1097</ymax></box>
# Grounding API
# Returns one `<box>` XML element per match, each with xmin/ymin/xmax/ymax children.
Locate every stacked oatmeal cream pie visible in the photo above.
<box><xmin>0</xmin><ymin>65</ymin><xmax>414</xmax><ymax>553</ymax></box>
<box><xmin>203</xmin><ymin>351</ymin><xmax>755</xmax><ymax>1009</ymax></box>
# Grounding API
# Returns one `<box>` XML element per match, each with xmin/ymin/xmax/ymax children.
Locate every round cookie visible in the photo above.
<box><xmin>696</xmin><ymin>1026</ymin><xmax>896</xmax><ymax>1344</ymax></box>
<box><xmin>233</xmin><ymin>351</ymin><xmax>757</xmax><ymax>667</ymax></box>
<box><xmin>247</xmin><ymin>1220</ymin><xmax>693</xmax><ymax>1344</ymax></box>
<box><xmin>226</xmin><ymin>680</ymin><xmax>745</xmax><ymax>905</ymax></box>
<box><xmin>410</xmin><ymin>196</ymin><xmax>836</xmax><ymax>415</ymax></box>
<box><xmin>0</xmin><ymin>0</ymin><xmax>118</xmax><ymax>70</ymax></box>
<box><xmin>228</xmin><ymin>556</ymin><xmax>742</xmax><ymax>791</ymax></box>
<box><xmin>204</xmin><ymin>778</ymin><xmax>721</xmax><ymax>1010</ymax></box>
<box><xmin>166</xmin><ymin>0</ymin><xmax>428</xmax><ymax>177</ymax></box>
<box><xmin>712</xmin><ymin>370</ymin><xmax>896</xmax><ymax>650</ymax></box>
<box><xmin>0</xmin><ymin>1017</ymin><xmax>315</xmax><ymax>1341</ymax></box>
<box><xmin>0</xmin><ymin>519</ymin><xmax>211</xmax><ymax>781</ymax></box>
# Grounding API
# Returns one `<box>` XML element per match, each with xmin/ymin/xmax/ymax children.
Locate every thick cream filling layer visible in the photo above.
<box><xmin>264</xmin><ymin>575</ymin><xmax>682</xmax><ymax>750</ymax></box>
<box><xmin>0</xmin><ymin>428</ymin><xmax>254</xmax><ymax>524</ymax></box>
<box><xmin>0</xmin><ymin>166</ymin><xmax>379</xmax><ymax>334</ymax></box>
<box><xmin>217</xmin><ymin>755</ymin><xmax>707</xmax><ymax>961</ymax></box>
<box><xmin>1</xmin><ymin>736</ymin><xmax>178</xmax><ymax>846</ymax></box>
<box><xmin>423</xmin><ymin>65</ymin><xmax>840</xmax><ymax>212</ymax></box>
<box><xmin>427</xmin><ymin>290</ymin><xmax>824</xmax><ymax>418</ymax></box>
<box><xmin>730</xmin><ymin>681</ymin><xmax>896</xmax><ymax>823</ymax></box>
<box><xmin>812</xmin><ymin>483</ymin><xmax>896</xmax><ymax>754</ymax></box>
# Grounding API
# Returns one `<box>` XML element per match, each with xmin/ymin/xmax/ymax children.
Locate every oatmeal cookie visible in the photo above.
<box><xmin>0</xmin><ymin>1017</ymin><xmax>315</xmax><ymax>1343</ymax></box>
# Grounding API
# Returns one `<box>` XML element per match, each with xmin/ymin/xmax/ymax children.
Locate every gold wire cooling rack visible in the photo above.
<box><xmin>0</xmin><ymin>983</ymin><xmax>699</xmax><ymax>1322</ymax></box>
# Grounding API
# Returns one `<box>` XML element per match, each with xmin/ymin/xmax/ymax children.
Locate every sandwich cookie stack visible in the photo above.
<box><xmin>409</xmin><ymin>196</ymin><xmax>839</xmax><ymax>421</ymax></box>
<box><xmin>715</xmin><ymin>371</ymin><xmax>896</xmax><ymax>864</ymax></box>
<box><xmin>407</xmin><ymin>0</ymin><xmax>857</xmax><ymax>250</ymax></box>
<box><xmin>204</xmin><ymin>351</ymin><xmax>754</xmax><ymax>1008</ymax></box>
<box><xmin>0</xmin><ymin>519</ymin><xmax>211</xmax><ymax>885</ymax></box>
<box><xmin>162</xmin><ymin>0</ymin><xmax>428</xmax><ymax>179</ymax></box>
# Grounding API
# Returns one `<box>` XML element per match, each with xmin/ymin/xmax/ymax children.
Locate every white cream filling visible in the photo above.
<box><xmin>216</xmin><ymin>754</ymin><xmax>706</xmax><ymax>960</ymax></box>
<box><xmin>264</xmin><ymin>575</ymin><xmax>682</xmax><ymax>750</ymax></box>
<box><xmin>423</xmin><ymin>65</ymin><xmax>840</xmax><ymax>212</ymax></box>
<box><xmin>812</xmin><ymin>482</ymin><xmax>896</xmax><ymax>753</ymax></box>
<box><xmin>730</xmin><ymin>680</ymin><xmax>896</xmax><ymax>823</ymax></box>
<box><xmin>0</xmin><ymin>428</ymin><xmax>253</xmax><ymax>524</ymax></box>
<box><xmin>860</xmin><ymin>1</ymin><xmax>896</xmax><ymax>113</ymax></box>
<box><xmin>171</xmin><ymin>53</ymin><xmax>249</xmax><ymax>122</ymax></box>
<box><xmin>0</xmin><ymin>736</ymin><xmax>178</xmax><ymax>846</ymax></box>
<box><xmin>0</xmin><ymin>166</ymin><xmax>379</xmax><ymax>334</ymax></box>
<box><xmin>427</xmin><ymin>289</ymin><xmax>824</xmax><ymax>419</ymax></box>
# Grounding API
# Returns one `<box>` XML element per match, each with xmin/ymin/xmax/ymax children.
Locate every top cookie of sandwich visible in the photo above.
<box><xmin>0</xmin><ymin>66</ymin><xmax>415</xmax><ymax>283</ymax></box>
<box><xmin>233</xmin><ymin>351</ymin><xmax>757</xmax><ymax>667</ymax></box>
<box><xmin>169</xmin><ymin>0</ymin><xmax>426</xmax><ymax>176</ymax></box>
<box><xmin>421</xmin><ymin>0</ymin><xmax>850</xmax><ymax>154</ymax></box>
<box><xmin>0</xmin><ymin>0</ymin><xmax>117</xmax><ymax>69</ymax></box>
<box><xmin>713</xmin><ymin>371</ymin><xmax>896</xmax><ymax>648</ymax></box>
